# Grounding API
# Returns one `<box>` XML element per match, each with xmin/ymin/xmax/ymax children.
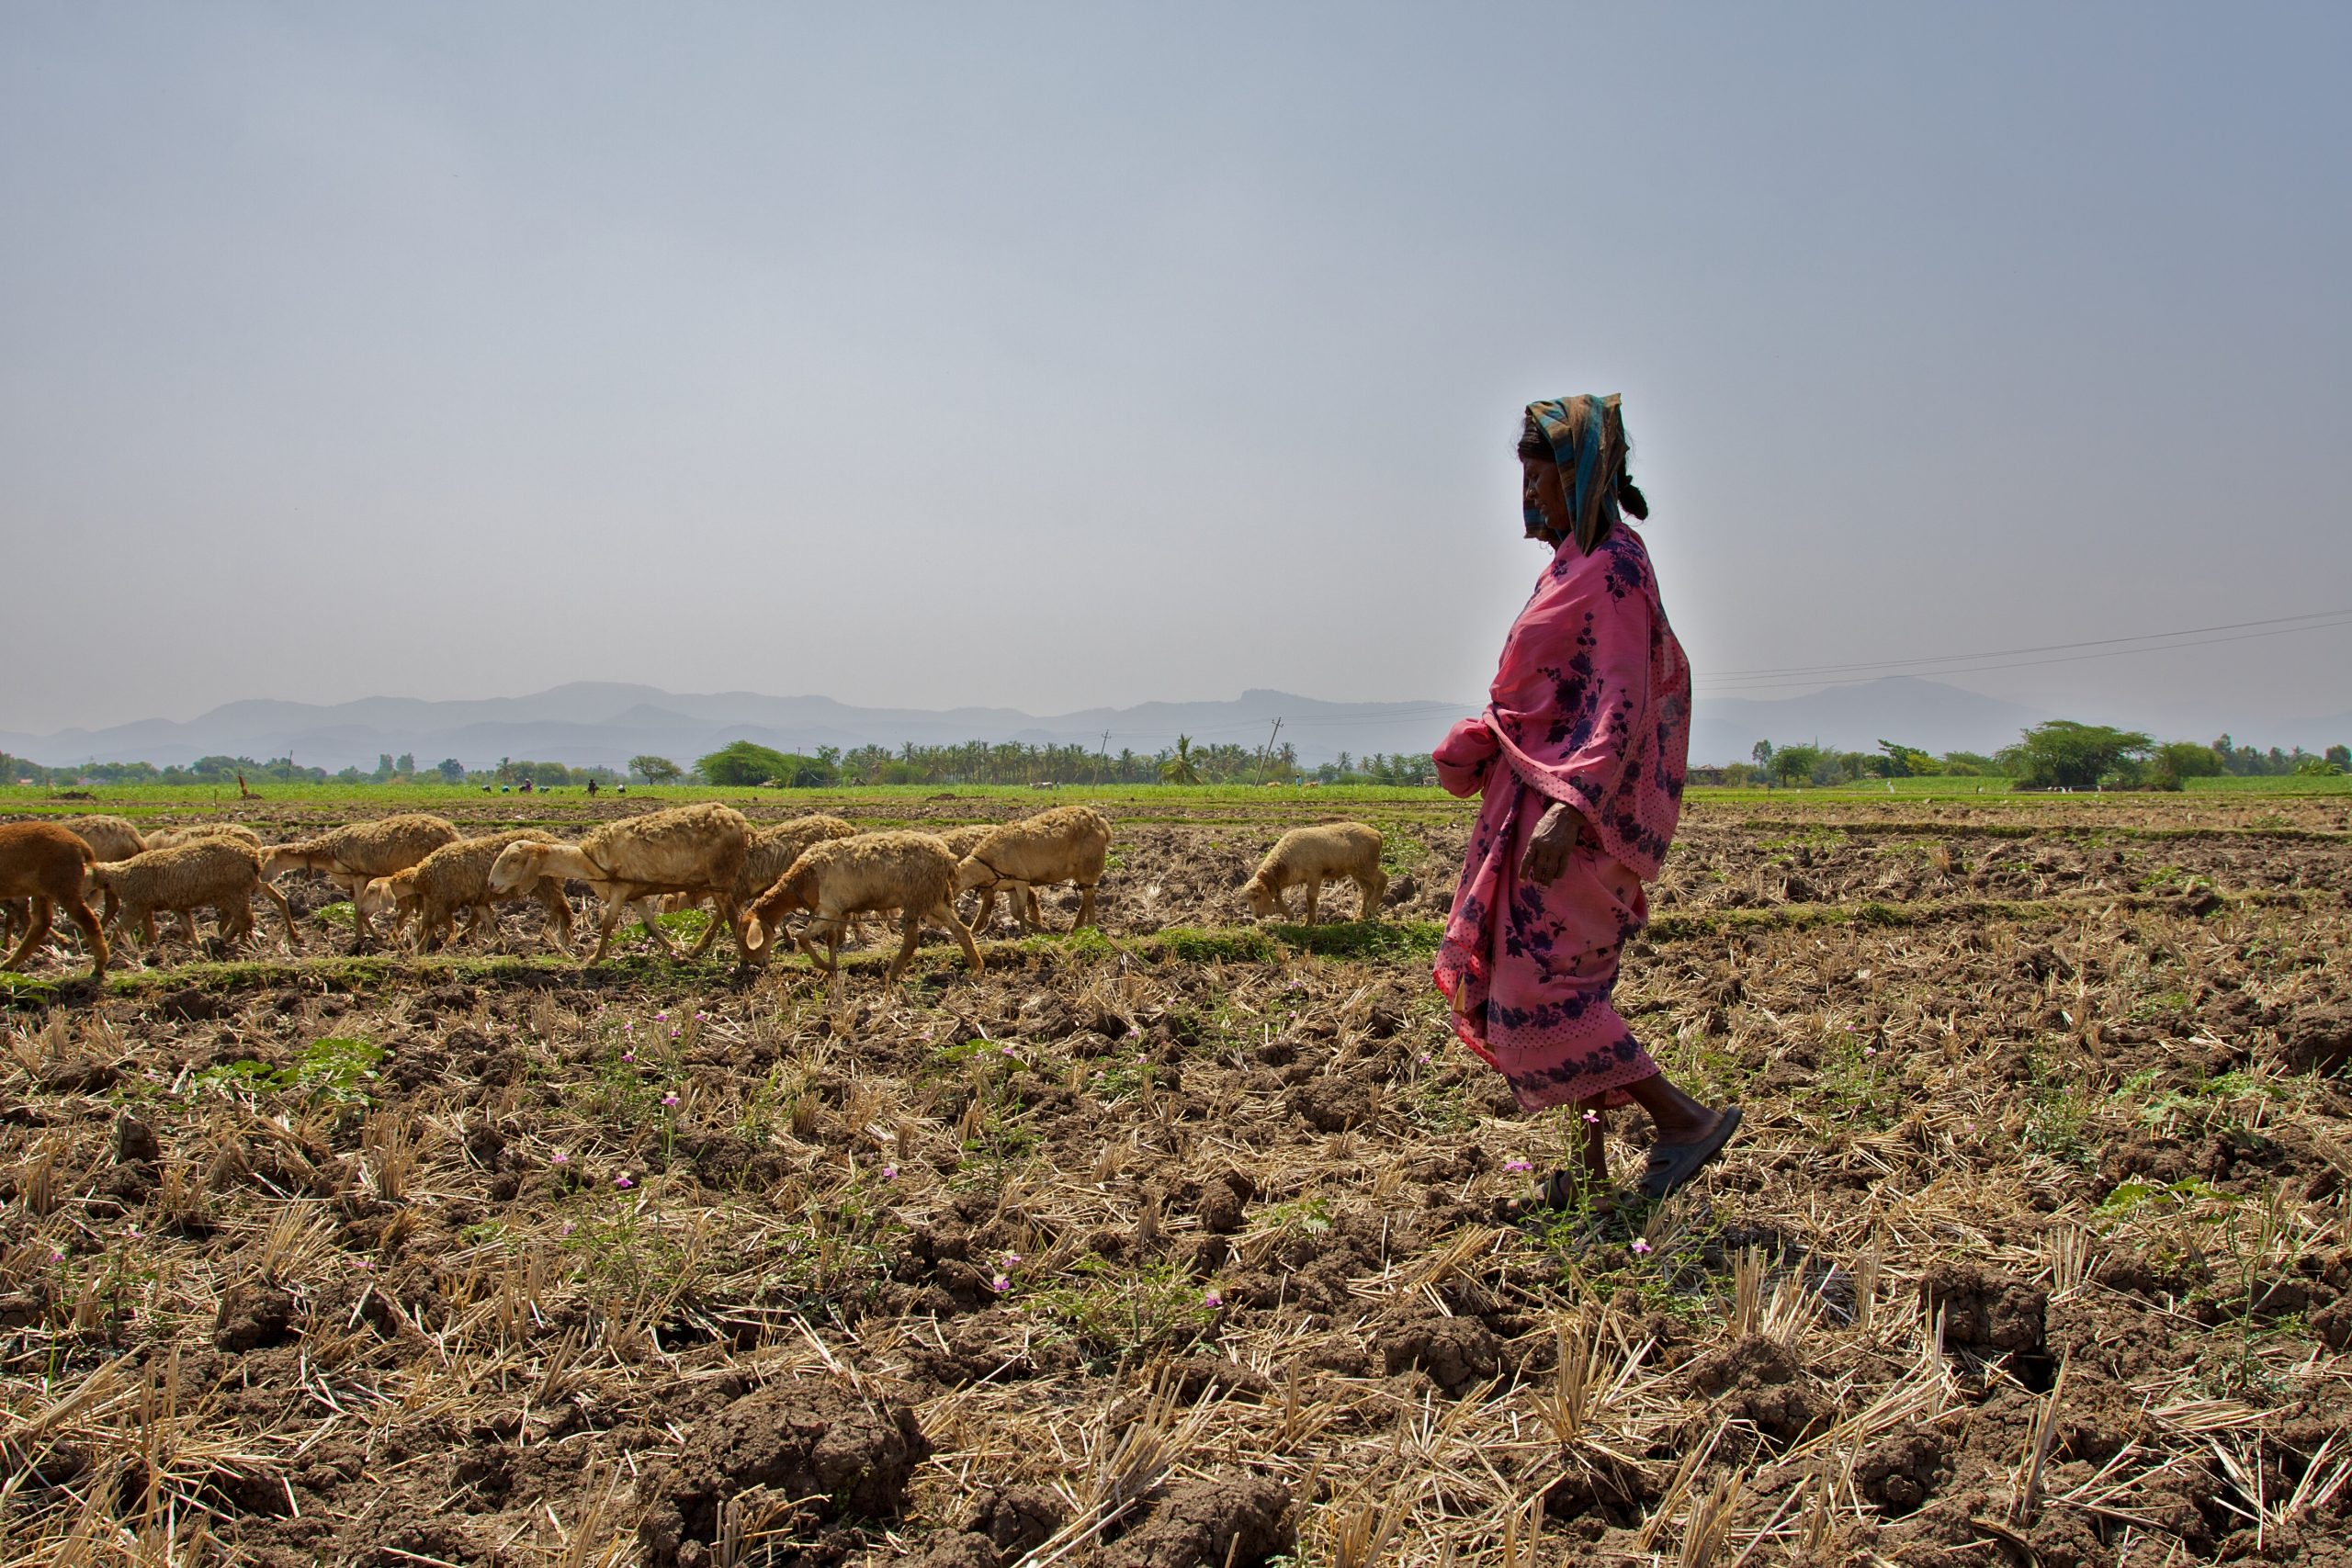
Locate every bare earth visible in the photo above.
<box><xmin>4</xmin><ymin>791</ymin><xmax>2349</xmax><ymax>1566</ymax></box>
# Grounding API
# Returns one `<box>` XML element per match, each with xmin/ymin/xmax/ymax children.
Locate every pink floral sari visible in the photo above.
<box><xmin>1432</xmin><ymin>524</ymin><xmax>1690</xmax><ymax>1111</ymax></box>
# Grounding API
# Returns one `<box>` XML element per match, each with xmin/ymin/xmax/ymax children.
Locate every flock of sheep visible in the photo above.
<box><xmin>0</xmin><ymin>804</ymin><xmax>1393</xmax><ymax>988</ymax></box>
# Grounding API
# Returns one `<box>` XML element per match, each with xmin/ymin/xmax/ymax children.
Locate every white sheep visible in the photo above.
<box><xmin>669</xmin><ymin>814</ymin><xmax>859</xmax><ymax>958</ymax></box>
<box><xmin>486</xmin><ymin>802</ymin><xmax>752</xmax><ymax>964</ymax></box>
<box><xmin>60</xmin><ymin>815</ymin><xmax>147</xmax><ymax>863</ymax></box>
<box><xmin>90</xmin><ymin>839</ymin><xmax>301</xmax><ymax>953</ymax></box>
<box><xmin>356</xmin><ymin>829</ymin><xmax>576</xmax><ymax>953</ymax></box>
<box><xmin>142</xmin><ymin>823</ymin><xmax>266</xmax><ymax>852</ymax></box>
<box><xmin>262</xmin><ymin>814</ymin><xmax>461</xmax><ymax>949</ymax></box>
<box><xmin>741</xmin><ymin>830</ymin><xmax>983</xmax><ymax>983</ymax></box>
<box><xmin>955</xmin><ymin>805</ymin><xmax>1111</xmax><ymax>933</ymax></box>
<box><xmin>1242</xmin><ymin>821</ymin><xmax>1386</xmax><ymax>925</ymax></box>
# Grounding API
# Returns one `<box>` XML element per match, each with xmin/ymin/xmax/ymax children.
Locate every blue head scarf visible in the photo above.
<box><xmin>1522</xmin><ymin>393</ymin><xmax>1630</xmax><ymax>556</ymax></box>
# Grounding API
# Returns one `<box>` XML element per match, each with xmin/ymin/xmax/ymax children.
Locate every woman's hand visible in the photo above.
<box><xmin>1518</xmin><ymin>801</ymin><xmax>1587</xmax><ymax>885</ymax></box>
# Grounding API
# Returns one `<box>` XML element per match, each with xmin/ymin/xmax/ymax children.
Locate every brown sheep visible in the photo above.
<box><xmin>262</xmin><ymin>815</ymin><xmax>461</xmax><ymax>949</ymax></box>
<box><xmin>955</xmin><ymin>805</ymin><xmax>1112</xmax><ymax>933</ymax></box>
<box><xmin>1242</xmin><ymin>822</ymin><xmax>1386</xmax><ymax>925</ymax></box>
<box><xmin>0</xmin><ymin>823</ymin><xmax>107</xmax><ymax>980</ymax></box>
<box><xmin>90</xmin><ymin>839</ymin><xmax>300</xmax><ymax>954</ymax></box>
<box><xmin>742</xmin><ymin>830</ymin><xmax>983</xmax><ymax>984</ymax></box>
<box><xmin>356</xmin><ymin>829</ymin><xmax>576</xmax><ymax>953</ymax></box>
<box><xmin>486</xmin><ymin>803</ymin><xmax>752</xmax><ymax>964</ymax></box>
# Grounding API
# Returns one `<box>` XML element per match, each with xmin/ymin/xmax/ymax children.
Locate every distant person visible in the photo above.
<box><xmin>1434</xmin><ymin>396</ymin><xmax>1739</xmax><ymax>1214</ymax></box>
<box><xmin>586</xmin><ymin>778</ymin><xmax>598</xmax><ymax>797</ymax></box>
<box><xmin>616</xmin><ymin>783</ymin><xmax>628</xmax><ymax>796</ymax></box>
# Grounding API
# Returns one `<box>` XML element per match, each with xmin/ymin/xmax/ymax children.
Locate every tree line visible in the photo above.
<box><xmin>1717</xmin><ymin>727</ymin><xmax>2348</xmax><ymax>792</ymax></box>
<box><xmin>11</xmin><ymin>725</ymin><xmax>2342</xmax><ymax>795</ymax></box>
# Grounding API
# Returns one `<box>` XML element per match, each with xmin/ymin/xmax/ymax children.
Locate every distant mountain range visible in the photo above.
<box><xmin>1</xmin><ymin>677</ymin><xmax>2081</xmax><ymax>773</ymax></box>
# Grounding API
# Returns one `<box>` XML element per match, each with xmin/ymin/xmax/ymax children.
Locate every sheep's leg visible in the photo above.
<box><xmin>345</xmin><ymin>876</ymin><xmax>374</xmax><ymax>951</ymax></box>
<box><xmin>710</xmin><ymin>894</ymin><xmax>752</xmax><ymax>964</ymax></box>
<box><xmin>1017</xmin><ymin>884</ymin><xmax>1046</xmax><ymax>932</ymax></box>
<box><xmin>586</xmin><ymin>897</ymin><xmax>628</xmax><ymax>964</ymax></box>
<box><xmin>1303</xmin><ymin>878</ymin><xmax>1320</xmax><ymax>927</ymax></box>
<box><xmin>2</xmin><ymin>897</ymin><xmax>52</xmax><ymax>971</ymax></box>
<box><xmin>683</xmin><ymin>898</ymin><xmax>718</xmax><ymax>957</ymax></box>
<box><xmin>261</xmin><ymin>879</ymin><xmax>300</xmax><ymax>953</ymax></box>
<box><xmin>884</xmin><ymin>910</ymin><xmax>923</xmax><ymax>985</ymax></box>
<box><xmin>535</xmin><ymin>880</ymin><xmax>573</xmax><ymax>953</ymax></box>
<box><xmin>794</xmin><ymin>921</ymin><xmax>841</xmax><ymax>975</ymax></box>
<box><xmin>1358</xmin><ymin>868</ymin><xmax>1386</xmax><ymax>920</ymax></box>
<box><xmin>969</xmin><ymin>886</ymin><xmax>998</xmax><ymax>934</ymax></box>
<box><xmin>639</xmin><ymin>902</ymin><xmax>682</xmax><ymax>959</ymax></box>
<box><xmin>1074</xmin><ymin>880</ymin><xmax>1099</xmax><ymax>930</ymax></box>
<box><xmin>932</xmin><ymin>901</ymin><xmax>985</xmax><ymax>976</ymax></box>
<box><xmin>62</xmin><ymin>893</ymin><xmax>107</xmax><ymax>981</ymax></box>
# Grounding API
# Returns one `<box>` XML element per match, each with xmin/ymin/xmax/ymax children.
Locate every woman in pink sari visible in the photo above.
<box><xmin>1435</xmin><ymin>395</ymin><xmax>1739</xmax><ymax>1211</ymax></box>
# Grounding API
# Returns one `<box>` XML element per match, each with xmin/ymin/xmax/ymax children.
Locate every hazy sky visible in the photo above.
<box><xmin>5</xmin><ymin>3</ymin><xmax>2346</xmax><ymax>739</ymax></box>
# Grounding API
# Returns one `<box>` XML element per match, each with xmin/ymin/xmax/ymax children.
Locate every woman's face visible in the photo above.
<box><xmin>1521</xmin><ymin>456</ymin><xmax>1568</xmax><ymax>543</ymax></box>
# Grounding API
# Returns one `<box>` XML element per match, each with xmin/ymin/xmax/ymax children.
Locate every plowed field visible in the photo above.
<box><xmin>4</xmin><ymin>789</ymin><xmax>2349</xmax><ymax>1567</ymax></box>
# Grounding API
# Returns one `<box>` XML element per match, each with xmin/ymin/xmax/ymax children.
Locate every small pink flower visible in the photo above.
<box><xmin>989</xmin><ymin>1272</ymin><xmax>1010</xmax><ymax>1293</ymax></box>
<box><xmin>1582</xmin><ymin>1109</ymin><xmax>1600</xmax><ymax>1123</ymax></box>
<box><xmin>561</xmin><ymin>1221</ymin><xmax>575</xmax><ymax>1235</ymax></box>
<box><xmin>1631</xmin><ymin>1238</ymin><xmax>1652</xmax><ymax>1255</ymax></box>
<box><xmin>654</xmin><ymin>1011</ymin><xmax>668</xmax><ymax>1021</ymax></box>
<box><xmin>50</xmin><ymin>1248</ymin><xmax>64</xmax><ymax>1261</ymax></box>
<box><xmin>615</xmin><ymin>1174</ymin><xmax>634</xmax><ymax>1189</ymax></box>
<box><xmin>1204</xmin><ymin>1289</ymin><xmax>1223</xmax><ymax>1307</ymax></box>
<box><xmin>352</xmin><ymin>1257</ymin><xmax>374</xmax><ymax>1269</ymax></box>
<box><xmin>551</xmin><ymin>1151</ymin><xmax>569</xmax><ymax>1165</ymax></box>
<box><xmin>669</xmin><ymin>1027</ymin><xmax>680</xmax><ymax>1039</ymax></box>
<box><xmin>622</xmin><ymin>1021</ymin><xmax>634</xmax><ymax>1032</ymax></box>
<box><xmin>1001</xmin><ymin>1043</ymin><xmax>1015</xmax><ymax>1055</ymax></box>
<box><xmin>1417</xmin><ymin>1051</ymin><xmax>1430</xmax><ymax>1063</ymax></box>
<box><xmin>1504</xmin><ymin>1156</ymin><xmax>1532</xmax><ymax>1173</ymax></box>
<box><xmin>662</xmin><ymin>1092</ymin><xmax>680</xmax><ymax>1106</ymax></box>
<box><xmin>695</xmin><ymin>1011</ymin><xmax>708</xmax><ymax>1021</ymax></box>
<box><xmin>621</xmin><ymin>1051</ymin><xmax>636</xmax><ymax>1063</ymax></box>
<box><xmin>1863</xmin><ymin>1046</ymin><xmax>1878</xmax><ymax>1056</ymax></box>
<box><xmin>1002</xmin><ymin>1252</ymin><xmax>1022</xmax><ymax>1264</ymax></box>
<box><xmin>881</xmin><ymin>1164</ymin><xmax>899</xmax><ymax>1180</ymax></box>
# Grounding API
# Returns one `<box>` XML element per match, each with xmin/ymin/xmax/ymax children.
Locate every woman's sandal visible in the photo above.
<box><xmin>1637</xmin><ymin>1106</ymin><xmax>1743</xmax><ymax>1201</ymax></box>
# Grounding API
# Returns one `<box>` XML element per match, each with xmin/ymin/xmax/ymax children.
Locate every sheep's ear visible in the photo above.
<box><xmin>743</xmin><ymin>915</ymin><xmax>766</xmax><ymax>952</ymax></box>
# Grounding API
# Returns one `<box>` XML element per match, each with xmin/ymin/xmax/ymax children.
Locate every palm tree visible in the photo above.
<box><xmin>1159</xmin><ymin>735</ymin><xmax>1202</xmax><ymax>785</ymax></box>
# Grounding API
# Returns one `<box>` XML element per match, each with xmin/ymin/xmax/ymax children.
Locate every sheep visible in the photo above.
<box><xmin>741</xmin><ymin>830</ymin><xmax>983</xmax><ymax>983</ymax></box>
<box><xmin>1242</xmin><ymin>821</ymin><xmax>1386</xmax><ymax>925</ymax></box>
<box><xmin>486</xmin><ymin>803</ymin><xmax>752</xmax><ymax>964</ymax></box>
<box><xmin>142</xmin><ymin>823</ymin><xmax>265</xmax><ymax>852</ymax></box>
<box><xmin>0</xmin><ymin>823</ymin><xmax>107</xmax><ymax>980</ymax></box>
<box><xmin>61</xmin><ymin>815</ymin><xmax>147</xmax><ymax>863</ymax></box>
<box><xmin>89</xmin><ymin>839</ymin><xmax>300</xmax><ymax>954</ymax></box>
<box><xmin>671</xmin><ymin>814</ymin><xmax>859</xmax><ymax>958</ymax></box>
<box><xmin>262</xmin><ymin>814</ymin><xmax>461</xmax><ymax>949</ymax></box>
<box><xmin>954</xmin><ymin>805</ymin><xmax>1112</xmax><ymax>933</ymax></box>
<box><xmin>840</xmin><ymin>822</ymin><xmax>1008</xmax><ymax>944</ymax></box>
<box><xmin>355</xmin><ymin>829</ymin><xmax>576</xmax><ymax>954</ymax></box>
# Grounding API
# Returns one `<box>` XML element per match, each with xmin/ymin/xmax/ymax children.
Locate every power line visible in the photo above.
<box><xmin>1698</xmin><ymin>612</ymin><xmax>2352</xmax><ymax>694</ymax></box>
<box><xmin>1694</xmin><ymin>606</ymin><xmax>2352</xmax><ymax>688</ymax></box>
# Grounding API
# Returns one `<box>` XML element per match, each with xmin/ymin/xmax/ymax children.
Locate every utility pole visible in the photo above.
<box><xmin>1098</xmin><ymin>729</ymin><xmax>1111</xmax><ymax>786</ymax></box>
<box><xmin>1257</xmin><ymin>717</ymin><xmax>1283</xmax><ymax>784</ymax></box>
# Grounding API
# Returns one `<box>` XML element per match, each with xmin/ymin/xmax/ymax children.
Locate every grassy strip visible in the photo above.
<box><xmin>0</xmin><ymin>918</ymin><xmax>1450</xmax><ymax>1007</ymax></box>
